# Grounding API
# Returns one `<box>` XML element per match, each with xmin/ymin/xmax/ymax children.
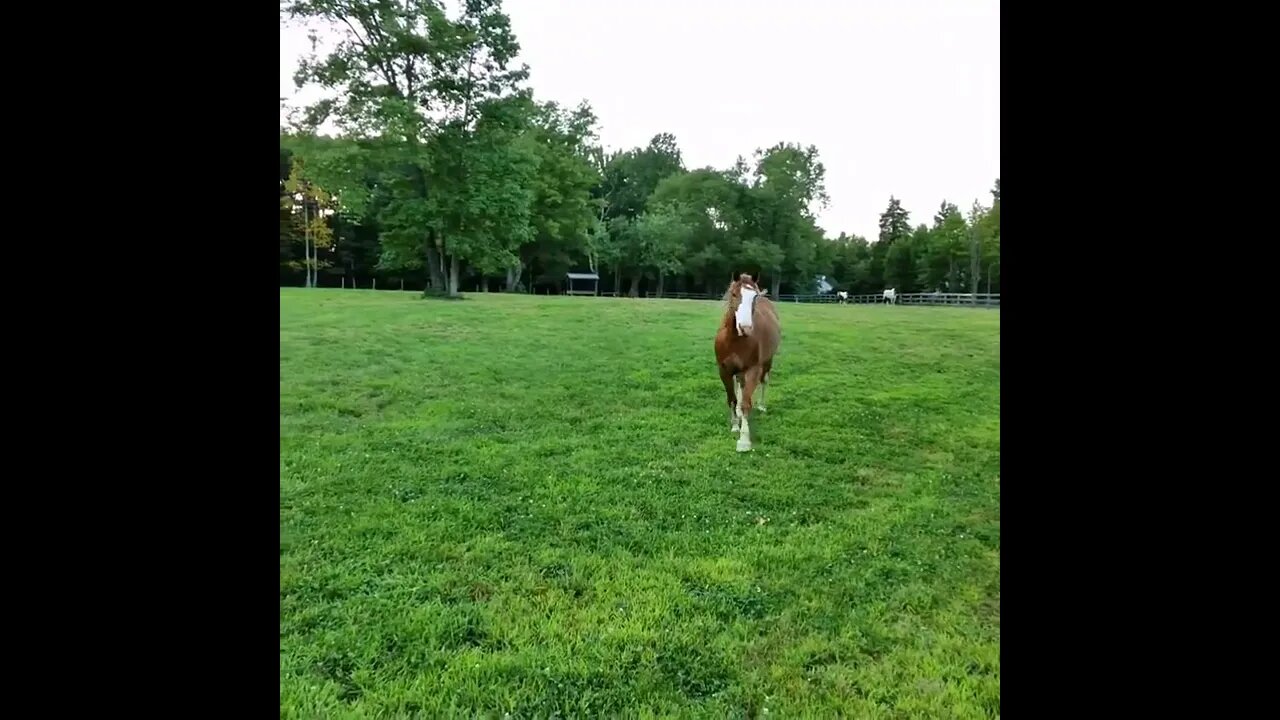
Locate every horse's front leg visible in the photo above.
<box><xmin>755</xmin><ymin>361</ymin><xmax>772</xmax><ymax>413</ymax></box>
<box><xmin>736</xmin><ymin>366</ymin><xmax>762</xmax><ymax>452</ymax></box>
<box><xmin>732</xmin><ymin>374</ymin><xmax>743</xmax><ymax>433</ymax></box>
<box><xmin>719</xmin><ymin>364</ymin><xmax>739</xmax><ymax>432</ymax></box>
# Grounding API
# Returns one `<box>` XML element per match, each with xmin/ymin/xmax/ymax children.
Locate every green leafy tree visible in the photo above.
<box><xmin>917</xmin><ymin>201</ymin><xmax>967</xmax><ymax>291</ymax></box>
<box><xmin>514</xmin><ymin>100</ymin><xmax>601</xmax><ymax>291</ymax></box>
<box><xmin>423</xmin><ymin>95</ymin><xmax>540</xmax><ymax>291</ymax></box>
<box><xmin>885</xmin><ymin>224</ymin><xmax>925</xmax><ymax>292</ymax></box>
<box><xmin>980</xmin><ymin>179</ymin><xmax>1001</xmax><ymax>293</ymax></box>
<box><xmin>877</xmin><ymin>195</ymin><xmax>912</xmax><ymax>246</ymax></box>
<box><xmin>280</xmin><ymin>146</ymin><xmax>302</xmax><ymax>280</ymax></box>
<box><xmin>649</xmin><ymin>168</ymin><xmax>747</xmax><ymax>292</ymax></box>
<box><xmin>277</xmin><ymin>18</ymin><xmax>1001</xmax><ymax>306</ymax></box>
<box><xmin>737</xmin><ymin>239</ymin><xmax>786</xmax><ymax>287</ymax></box>
<box><xmin>635</xmin><ymin>203</ymin><xmax>693</xmax><ymax>296</ymax></box>
<box><xmin>595</xmin><ymin>134</ymin><xmax>685</xmax><ymax>292</ymax></box>
<box><xmin>284</xmin><ymin>0</ymin><xmax>533</xmax><ymax>297</ymax></box>
<box><xmin>590</xmin><ymin>216</ymin><xmax>623</xmax><ymax>294</ymax></box>
<box><xmin>600</xmin><ymin>133</ymin><xmax>685</xmax><ymax>221</ymax></box>
<box><xmin>874</xmin><ymin>196</ymin><xmax>912</xmax><ymax>290</ymax></box>
<box><xmin>606</xmin><ymin>216</ymin><xmax>649</xmax><ymax>297</ymax></box>
<box><xmin>828</xmin><ymin>232</ymin><xmax>873</xmax><ymax>293</ymax></box>
<box><xmin>967</xmin><ymin>200</ymin><xmax>987</xmax><ymax>295</ymax></box>
<box><xmin>282</xmin><ymin>155</ymin><xmax>337</xmax><ymax>288</ymax></box>
<box><xmin>747</xmin><ymin>142</ymin><xmax>830</xmax><ymax>294</ymax></box>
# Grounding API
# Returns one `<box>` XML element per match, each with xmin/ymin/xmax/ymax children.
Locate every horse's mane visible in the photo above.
<box><xmin>722</xmin><ymin>274</ymin><xmax>761</xmax><ymax>307</ymax></box>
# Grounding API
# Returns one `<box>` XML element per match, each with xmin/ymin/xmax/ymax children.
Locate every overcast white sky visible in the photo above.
<box><xmin>280</xmin><ymin>0</ymin><xmax>999</xmax><ymax>242</ymax></box>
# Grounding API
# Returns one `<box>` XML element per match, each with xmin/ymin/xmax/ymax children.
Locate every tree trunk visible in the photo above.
<box><xmin>614</xmin><ymin>265</ymin><xmax>621</xmax><ymax>295</ymax></box>
<box><xmin>424</xmin><ymin>231</ymin><xmax>445</xmax><ymax>290</ymax></box>
<box><xmin>970</xmin><ymin>234</ymin><xmax>981</xmax><ymax>296</ymax></box>
<box><xmin>656</xmin><ymin>273</ymin><xmax>665</xmax><ymax>297</ymax></box>
<box><xmin>447</xmin><ymin>255</ymin><xmax>461</xmax><ymax>297</ymax></box>
<box><xmin>628</xmin><ymin>274</ymin><xmax>641</xmax><ymax>298</ymax></box>
<box><xmin>771</xmin><ymin>274</ymin><xmax>781</xmax><ymax>297</ymax></box>
<box><xmin>303</xmin><ymin>202</ymin><xmax>312</xmax><ymax>288</ymax></box>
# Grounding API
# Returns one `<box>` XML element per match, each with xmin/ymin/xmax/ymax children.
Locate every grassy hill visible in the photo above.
<box><xmin>280</xmin><ymin>289</ymin><xmax>1000</xmax><ymax>717</ymax></box>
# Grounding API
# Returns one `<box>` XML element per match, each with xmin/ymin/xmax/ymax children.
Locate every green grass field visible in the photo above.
<box><xmin>280</xmin><ymin>289</ymin><xmax>1000</xmax><ymax>718</ymax></box>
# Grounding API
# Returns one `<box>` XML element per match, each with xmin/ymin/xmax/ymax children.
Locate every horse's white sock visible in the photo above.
<box><xmin>736</xmin><ymin>410</ymin><xmax>752</xmax><ymax>452</ymax></box>
<box><xmin>731</xmin><ymin>377</ymin><xmax>742</xmax><ymax>431</ymax></box>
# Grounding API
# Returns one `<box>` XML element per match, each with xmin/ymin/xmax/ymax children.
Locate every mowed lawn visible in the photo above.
<box><xmin>280</xmin><ymin>288</ymin><xmax>1000</xmax><ymax>718</ymax></box>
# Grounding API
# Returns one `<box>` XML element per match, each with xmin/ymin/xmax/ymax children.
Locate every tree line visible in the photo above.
<box><xmin>279</xmin><ymin>0</ymin><xmax>1000</xmax><ymax>298</ymax></box>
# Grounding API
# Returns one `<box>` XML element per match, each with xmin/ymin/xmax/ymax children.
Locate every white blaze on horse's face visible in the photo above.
<box><xmin>735</xmin><ymin>287</ymin><xmax>759</xmax><ymax>335</ymax></box>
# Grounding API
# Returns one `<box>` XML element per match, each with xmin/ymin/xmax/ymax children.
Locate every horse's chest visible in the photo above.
<box><xmin>719</xmin><ymin>340</ymin><xmax>761</xmax><ymax>369</ymax></box>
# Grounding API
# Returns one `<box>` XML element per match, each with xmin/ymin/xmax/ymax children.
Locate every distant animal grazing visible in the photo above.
<box><xmin>882</xmin><ymin>288</ymin><xmax>897</xmax><ymax>304</ymax></box>
<box><xmin>836</xmin><ymin>290</ymin><xmax>849</xmax><ymax>304</ymax></box>
<box><xmin>714</xmin><ymin>273</ymin><xmax>782</xmax><ymax>452</ymax></box>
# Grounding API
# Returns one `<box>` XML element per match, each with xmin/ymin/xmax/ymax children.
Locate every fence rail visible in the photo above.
<box><xmin>616</xmin><ymin>290</ymin><xmax>1000</xmax><ymax>307</ymax></box>
<box><xmin>286</xmin><ymin>281</ymin><xmax>999</xmax><ymax>308</ymax></box>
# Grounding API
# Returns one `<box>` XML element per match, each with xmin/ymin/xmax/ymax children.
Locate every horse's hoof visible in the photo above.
<box><xmin>736</xmin><ymin>439</ymin><xmax>752</xmax><ymax>452</ymax></box>
<box><xmin>757</xmin><ymin>406</ymin><xmax>768</xmax><ymax>413</ymax></box>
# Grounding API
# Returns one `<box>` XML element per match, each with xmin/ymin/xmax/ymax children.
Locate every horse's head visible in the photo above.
<box><xmin>725</xmin><ymin>273</ymin><xmax>762</xmax><ymax>336</ymax></box>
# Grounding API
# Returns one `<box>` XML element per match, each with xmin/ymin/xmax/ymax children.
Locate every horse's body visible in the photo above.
<box><xmin>883</xmin><ymin>288</ymin><xmax>897</xmax><ymax>304</ymax></box>
<box><xmin>714</xmin><ymin>274</ymin><xmax>781</xmax><ymax>452</ymax></box>
<box><xmin>836</xmin><ymin>290</ymin><xmax>849</xmax><ymax>304</ymax></box>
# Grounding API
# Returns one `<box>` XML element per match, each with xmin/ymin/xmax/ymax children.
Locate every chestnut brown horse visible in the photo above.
<box><xmin>714</xmin><ymin>274</ymin><xmax>781</xmax><ymax>452</ymax></box>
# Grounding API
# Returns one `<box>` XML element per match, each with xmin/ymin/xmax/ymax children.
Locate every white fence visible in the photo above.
<box><xmin>296</xmin><ymin>280</ymin><xmax>1001</xmax><ymax>308</ymax></box>
<box><xmin>601</xmin><ymin>290</ymin><xmax>1000</xmax><ymax>307</ymax></box>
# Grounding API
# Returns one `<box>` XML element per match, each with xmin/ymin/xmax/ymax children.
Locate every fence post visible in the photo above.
<box><xmin>373</xmin><ymin>278</ymin><xmax>376</xmax><ymax>290</ymax></box>
<box><xmin>342</xmin><ymin>277</ymin><xmax>345</xmax><ymax>289</ymax></box>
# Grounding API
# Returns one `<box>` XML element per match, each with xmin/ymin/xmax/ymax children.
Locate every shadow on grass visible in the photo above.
<box><xmin>419</xmin><ymin>289</ymin><xmax>469</xmax><ymax>301</ymax></box>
